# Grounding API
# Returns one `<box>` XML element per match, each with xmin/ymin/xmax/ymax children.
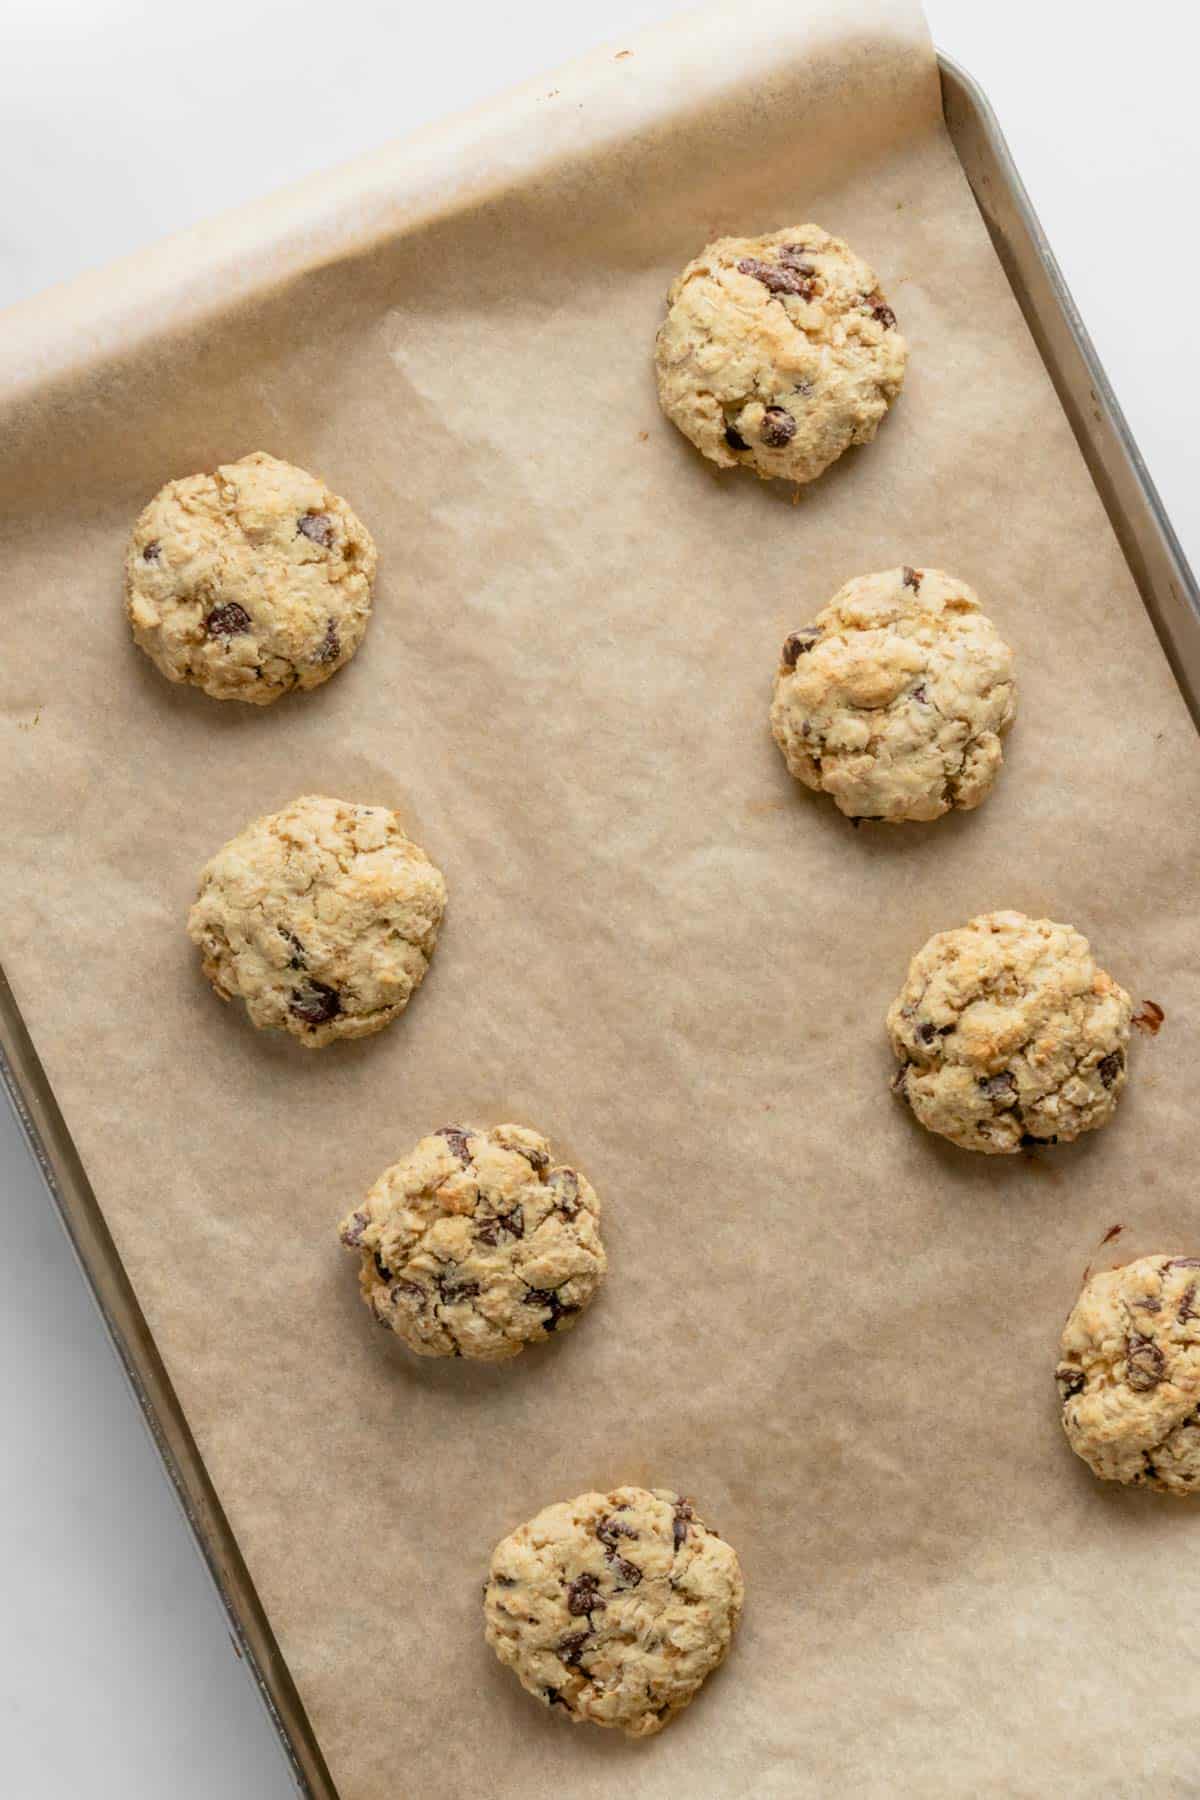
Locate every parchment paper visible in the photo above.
<box><xmin>3</xmin><ymin>2</ymin><xmax>1199</xmax><ymax>1794</ymax></box>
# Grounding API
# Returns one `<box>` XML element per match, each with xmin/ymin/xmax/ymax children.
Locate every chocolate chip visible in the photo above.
<box><xmin>204</xmin><ymin>601</ymin><xmax>252</xmax><ymax>639</ymax></box>
<box><xmin>1132</xmin><ymin>1296</ymin><xmax>1161</xmax><ymax>1313</ymax></box>
<box><xmin>279</xmin><ymin>927</ymin><xmax>306</xmax><ymax>970</ymax></box>
<box><xmin>673</xmin><ymin>1499</ymin><xmax>694</xmax><ymax>1550</ymax></box>
<box><xmin>912</xmin><ymin>683</ymin><xmax>928</xmax><ymax>703</ymax></box>
<box><xmin>1097</xmin><ymin>1050</ymin><xmax>1124</xmax><ymax>1088</ymax></box>
<box><xmin>518</xmin><ymin>1143</ymin><xmax>550</xmax><ymax>1174</ymax></box>
<box><xmin>297</xmin><ymin>511</ymin><xmax>333</xmax><ymax>546</ymax></box>
<box><xmin>558</xmin><ymin>1631</ymin><xmax>591</xmax><ymax>1669</ymax></box>
<box><xmin>761</xmin><ymin>406</ymin><xmax>797</xmax><ymax>448</ymax></box>
<box><xmin>340</xmin><ymin>1210</ymin><xmax>369</xmax><ymax>1248</ymax></box>
<box><xmin>566</xmin><ymin>1574</ymin><xmax>604</xmax><ymax>1616</ymax></box>
<box><xmin>477</xmin><ymin>1205</ymin><xmax>524</xmax><ymax>1246</ymax></box>
<box><xmin>494</xmin><ymin>1573</ymin><xmax>516</xmax><ymax>1588</ymax></box>
<box><xmin>1126</xmin><ymin>1332</ymin><xmax>1165</xmax><ymax>1390</ymax></box>
<box><xmin>979</xmin><ymin>1071</ymin><xmax>1018</xmax><ymax>1105</ymax></box>
<box><xmin>1020</xmin><ymin>1132</ymin><xmax>1057</xmax><ymax>1148</ymax></box>
<box><xmin>434</xmin><ymin>1125</ymin><xmax>473</xmax><ymax>1165</ymax></box>
<box><xmin>590</xmin><ymin>1525</ymin><xmax>636</xmax><ymax>1583</ymax></box>
<box><xmin>544</xmin><ymin>1686</ymin><xmax>571</xmax><ymax>1711</ymax></box>
<box><xmin>522</xmin><ymin>1286</ymin><xmax>577</xmax><ymax>1332</ymax></box>
<box><xmin>142</xmin><ymin>540</ymin><xmax>162</xmax><ymax>562</ymax></box>
<box><xmin>314</xmin><ymin>619</ymin><xmax>340</xmax><ymax>665</ymax></box>
<box><xmin>1180</xmin><ymin>1282</ymin><xmax>1198</xmax><ymax>1323</ymax></box>
<box><xmin>1133</xmin><ymin>1000</ymin><xmax>1165</xmax><ymax>1035</ymax></box>
<box><xmin>737</xmin><ymin>256</ymin><xmax>814</xmax><ymax>298</ymax></box>
<box><xmin>549</xmin><ymin>1169</ymin><xmax>581</xmax><ymax>1217</ymax></box>
<box><xmin>724</xmin><ymin>423</ymin><xmax>749</xmax><ymax>451</ymax></box>
<box><xmin>1056</xmin><ymin>1365</ymin><xmax>1085</xmax><ymax>1400</ymax></box>
<box><xmin>437</xmin><ymin>1276</ymin><xmax>480</xmax><ymax>1305</ymax></box>
<box><xmin>916</xmin><ymin>1022</ymin><xmax>937</xmax><ymax>1046</ymax></box>
<box><xmin>867</xmin><ymin>295</ymin><xmax>897</xmax><ymax>328</ymax></box>
<box><xmin>289</xmin><ymin>980</ymin><xmax>341</xmax><ymax>1025</ymax></box>
<box><xmin>596</xmin><ymin>1516</ymin><xmax>638</xmax><ymax>1551</ymax></box>
<box><xmin>777</xmin><ymin>244</ymin><xmax>815</xmax><ymax>272</ymax></box>
<box><xmin>373</xmin><ymin>1251</ymin><xmax>392</xmax><ymax>1283</ymax></box>
<box><xmin>891</xmin><ymin>1066</ymin><xmax>910</xmax><ymax>1104</ymax></box>
<box><xmin>1166</xmin><ymin>1258</ymin><xmax>1200</xmax><ymax>1270</ymax></box>
<box><xmin>902</xmin><ymin>568</ymin><xmax>922</xmax><ymax>591</ymax></box>
<box><xmin>782</xmin><ymin>628</ymin><xmax>820</xmax><ymax>666</ymax></box>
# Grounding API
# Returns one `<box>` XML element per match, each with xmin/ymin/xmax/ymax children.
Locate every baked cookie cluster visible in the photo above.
<box><xmin>115</xmin><ymin>194</ymin><xmax>1174</xmax><ymax>1763</ymax></box>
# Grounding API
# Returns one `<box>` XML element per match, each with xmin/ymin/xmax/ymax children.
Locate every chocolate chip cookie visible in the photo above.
<box><xmin>654</xmin><ymin>224</ymin><xmax>907</xmax><ymax>483</ymax></box>
<box><xmin>888</xmin><ymin>911</ymin><xmax>1133</xmax><ymax>1153</ymax></box>
<box><xmin>339</xmin><ymin>1124</ymin><xmax>606</xmax><ymax>1359</ymax></box>
<box><xmin>125</xmin><ymin>451</ymin><xmax>376</xmax><ymax>702</ymax></box>
<box><xmin>1058</xmin><ymin>1257</ymin><xmax>1200</xmax><ymax>1492</ymax></box>
<box><xmin>484</xmin><ymin>1485</ymin><xmax>743</xmax><ymax>1736</ymax></box>
<box><xmin>770</xmin><ymin>567</ymin><xmax>1016</xmax><ymax>821</ymax></box>
<box><xmin>187</xmin><ymin>795</ymin><xmax>445</xmax><ymax>1046</ymax></box>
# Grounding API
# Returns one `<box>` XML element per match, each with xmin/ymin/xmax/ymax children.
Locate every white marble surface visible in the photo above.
<box><xmin>2</xmin><ymin>1</ymin><xmax>1196</xmax><ymax>1791</ymax></box>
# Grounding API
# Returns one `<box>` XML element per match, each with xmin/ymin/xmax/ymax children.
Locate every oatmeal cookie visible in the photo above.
<box><xmin>484</xmin><ymin>1485</ymin><xmax>743</xmax><ymax>1735</ymax></box>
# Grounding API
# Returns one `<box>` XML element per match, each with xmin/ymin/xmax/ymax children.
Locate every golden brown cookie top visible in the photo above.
<box><xmin>771</xmin><ymin>567</ymin><xmax>1016</xmax><ymax>822</ymax></box>
<box><xmin>339</xmin><ymin>1124</ymin><xmax>606</xmax><ymax>1360</ymax></box>
<box><xmin>654</xmin><ymin>224</ymin><xmax>907</xmax><ymax>483</ymax></box>
<box><xmin>1058</xmin><ymin>1256</ymin><xmax>1200</xmax><ymax>1492</ymax></box>
<box><xmin>484</xmin><ymin>1485</ymin><xmax>743</xmax><ymax>1736</ymax></box>
<box><xmin>125</xmin><ymin>451</ymin><xmax>376</xmax><ymax>703</ymax></box>
<box><xmin>888</xmin><ymin>910</ymin><xmax>1132</xmax><ymax>1153</ymax></box>
<box><xmin>187</xmin><ymin>795</ymin><xmax>445</xmax><ymax>1046</ymax></box>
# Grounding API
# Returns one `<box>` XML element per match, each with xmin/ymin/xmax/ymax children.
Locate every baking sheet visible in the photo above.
<box><xmin>3</xmin><ymin>2</ymin><xmax>1200</xmax><ymax>1795</ymax></box>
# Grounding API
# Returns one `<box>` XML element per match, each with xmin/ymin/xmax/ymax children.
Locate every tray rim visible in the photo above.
<box><xmin>2</xmin><ymin>49</ymin><xmax>1197</xmax><ymax>1800</ymax></box>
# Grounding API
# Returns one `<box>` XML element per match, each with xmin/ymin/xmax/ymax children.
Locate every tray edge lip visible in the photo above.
<box><xmin>0</xmin><ymin>966</ymin><xmax>331</xmax><ymax>1800</ymax></box>
<box><xmin>936</xmin><ymin>49</ymin><xmax>1200</xmax><ymax>641</ymax></box>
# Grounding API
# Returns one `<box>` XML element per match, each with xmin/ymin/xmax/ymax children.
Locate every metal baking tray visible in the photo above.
<box><xmin>2</xmin><ymin>53</ymin><xmax>1197</xmax><ymax>1798</ymax></box>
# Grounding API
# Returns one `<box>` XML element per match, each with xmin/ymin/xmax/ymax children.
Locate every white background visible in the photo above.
<box><xmin>2</xmin><ymin>2</ymin><xmax>1196</xmax><ymax>1793</ymax></box>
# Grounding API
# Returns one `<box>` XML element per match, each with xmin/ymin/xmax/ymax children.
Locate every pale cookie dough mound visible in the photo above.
<box><xmin>770</xmin><ymin>567</ymin><xmax>1016</xmax><ymax>822</ymax></box>
<box><xmin>484</xmin><ymin>1485</ymin><xmax>743</xmax><ymax>1736</ymax></box>
<box><xmin>654</xmin><ymin>224</ymin><xmax>907</xmax><ymax>483</ymax></box>
<box><xmin>187</xmin><ymin>795</ymin><xmax>445</xmax><ymax>1047</ymax></box>
<box><xmin>1058</xmin><ymin>1256</ymin><xmax>1200</xmax><ymax>1492</ymax></box>
<box><xmin>339</xmin><ymin>1124</ymin><xmax>606</xmax><ymax>1360</ymax></box>
<box><xmin>887</xmin><ymin>911</ymin><xmax>1133</xmax><ymax>1154</ymax></box>
<box><xmin>125</xmin><ymin>451</ymin><xmax>376</xmax><ymax>703</ymax></box>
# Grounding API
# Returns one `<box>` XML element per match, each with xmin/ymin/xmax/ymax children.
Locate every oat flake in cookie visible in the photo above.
<box><xmin>125</xmin><ymin>451</ymin><xmax>376</xmax><ymax>702</ymax></box>
<box><xmin>1058</xmin><ymin>1257</ymin><xmax>1200</xmax><ymax>1492</ymax></box>
<box><xmin>770</xmin><ymin>568</ymin><xmax>1016</xmax><ymax>822</ymax></box>
<box><xmin>484</xmin><ymin>1486</ymin><xmax>743</xmax><ymax>1736</ymax></box>
<box><xmin>187</xmin><ymin>796</ymin><xmax>446</xmax><ymax>1047</ymax></box>
<box><xmin>654</xmin><ymin>224</ymin><xmax>907</xmax><ymax>483</ymax></box>
<box><xmin>339</xmin><ymin>1124</ymin><xmax>606</xmax><ymax>1360</ymax></box>
<box><xmin>887</xmin><ymin>911</ymin><xmax>1134</xmax><ymax>1154</ymax></box>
